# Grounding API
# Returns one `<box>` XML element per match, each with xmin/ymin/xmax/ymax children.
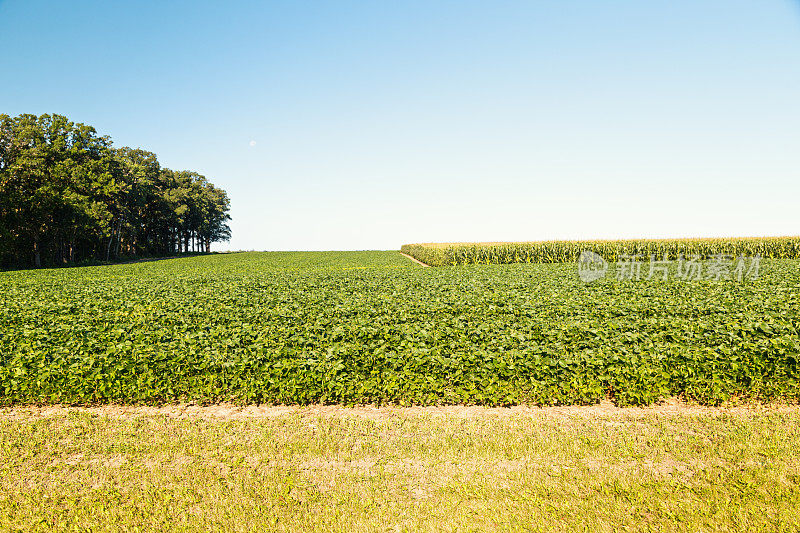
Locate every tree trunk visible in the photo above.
<box><xmin>106</xmin><ymin>235</ymin><xmax>113</xmax><ymax>261</ymax></box>
<box><xmin>115</xmin><ymin>220</ymin><xmax>123</xmax><ymax>258</ymax></box>
<box><xmin>33</xmin><ymin>241</ymin><xmax>41</xmax><ymax>268</ymax></box>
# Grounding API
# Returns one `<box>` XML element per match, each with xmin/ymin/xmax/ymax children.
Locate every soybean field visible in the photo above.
<box><xmin>1</xmin><ymin>251</ymin><xmax>799</xmax><ymax>406</ymax></box>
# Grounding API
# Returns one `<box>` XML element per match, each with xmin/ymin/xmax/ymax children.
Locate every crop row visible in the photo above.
<box><xmin>401</xmin><ymin>236</ymin><xmax>800</xmax><ymax>267</ymax></box>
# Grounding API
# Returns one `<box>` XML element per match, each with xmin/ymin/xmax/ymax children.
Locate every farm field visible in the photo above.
<box><xmin>401</xmin><ymin>236</ymin><xmax>800</xmax><ymax>266</ymax></box>
<box><xmin>1</xmin><ymin>250</ymin><xmax>799</xmax><ymax>406</ymax></box>
<box><xmin>2</xmin><ymin>250</ymin><xmax>800</xmax><ymax>531</ymax></box>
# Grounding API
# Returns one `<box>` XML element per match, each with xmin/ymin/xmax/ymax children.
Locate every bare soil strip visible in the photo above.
<box><xmin>4</xmin><ymin>399</ymin><xmax>798</xmax><ymax>421</ymax></box>
<box><xmin>399</xmin><ymin>251</ymin><xmax>431</xmax><ymax>267</ymax></box>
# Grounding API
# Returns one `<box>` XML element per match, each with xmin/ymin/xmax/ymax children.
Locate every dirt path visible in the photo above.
<box><xmin>399</xmin><ymin>252</ymin><xmax>431</xmax><ymax>267</ymax></box>
<box><xmin>4</xmin><ymin>399</ymin><xmax>797</xmax><ymax>421</ymax></box>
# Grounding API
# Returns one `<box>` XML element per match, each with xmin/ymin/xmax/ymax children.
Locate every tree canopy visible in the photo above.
<box><xmin>0</xmin><ymin>113</ymin><xmax>231</xmax><ymax>268</ymax></box>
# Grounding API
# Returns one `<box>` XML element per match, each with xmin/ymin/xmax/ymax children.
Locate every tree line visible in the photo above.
<box><xmin>0</xmin><ymin>113</ymin><xmax>231</xmax><ymax>269</ymax></box>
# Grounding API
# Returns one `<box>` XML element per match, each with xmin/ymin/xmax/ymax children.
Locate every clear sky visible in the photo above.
<box><xmin>1</xmin><ymin>1</ymin><xmax>798</xmax><ymax>250</ymax></box>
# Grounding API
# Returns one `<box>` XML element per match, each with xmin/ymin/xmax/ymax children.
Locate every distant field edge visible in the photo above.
<box><xmin>0</xmin><ymin>251</ymin><xmax>225</xmax><ymax>273</ymax></box>
<box><xmin>401</xmin><ymin>236</ymin><xmax>800</xmax><ymax>267</ymax></box>
<box><xmin>6</xmin><ymin>399</ymin><xmax>800</xmax><ymax>417</ymax></box>
<box><xmin>399</xmin><ymin>251</ymin><xmax>431</xmax><ymax>267</ymax></box>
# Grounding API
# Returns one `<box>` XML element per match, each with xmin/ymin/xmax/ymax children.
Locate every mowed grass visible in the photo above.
<box><xmin>2</xmin><ymin>406</ymin><xmax>800</xmax><ymax>532</ymax></box>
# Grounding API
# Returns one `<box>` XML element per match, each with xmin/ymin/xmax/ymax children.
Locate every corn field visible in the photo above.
<box><xmin>401</xmin><ymin>237</ymin><xmax>800</xmax><ymax>267</ymax></box>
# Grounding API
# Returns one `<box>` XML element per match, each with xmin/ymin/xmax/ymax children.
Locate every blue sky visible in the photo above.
<box><xmin>1</xmin><ymin>0</ymin><xmax>798</xmax><ymax>250</ymax></box>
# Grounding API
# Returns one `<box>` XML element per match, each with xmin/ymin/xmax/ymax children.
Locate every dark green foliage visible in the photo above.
<box><xmin>1</xmin><ymin>252</ymin><xmax>798</xmax><ymax>407</ymax></box>
<box><xmin>0</xmin><ymin>113</ymin><xmax>231</xmax><ymax>269</ymax></box>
